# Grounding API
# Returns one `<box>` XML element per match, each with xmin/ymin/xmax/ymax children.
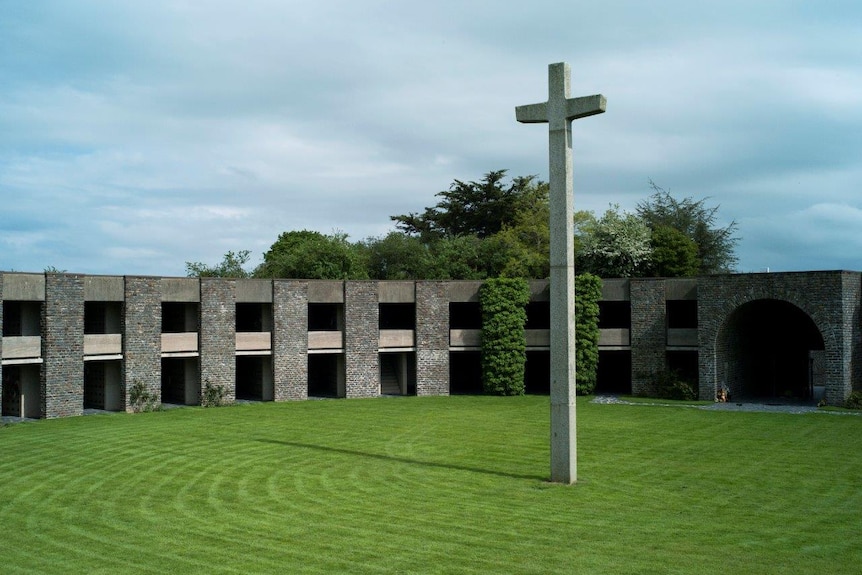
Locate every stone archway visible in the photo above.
<box><xmin>716</xmin><ymin>299</ymin><xmax>825</xmax><ymax>401</ymax></box>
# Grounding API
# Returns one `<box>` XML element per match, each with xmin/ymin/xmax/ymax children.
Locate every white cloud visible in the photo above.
<box><xmin>2</xmin><ymin>0</ymin><xmax>862</xmax><ymax>274</ymax></box>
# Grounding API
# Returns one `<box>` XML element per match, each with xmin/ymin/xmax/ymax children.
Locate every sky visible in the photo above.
<box><xmin>2</xmin><ymin>1</ymin><xmax>861</xmax><ymax>276</ymax></box>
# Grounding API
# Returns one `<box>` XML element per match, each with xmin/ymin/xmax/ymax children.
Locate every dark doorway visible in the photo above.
<box><xmin>450</xmin><ymin>351</ymin><xmax>482</xmax><ymax>394</ymax></box>
<box><xmin>236</xmin><ymin>356</ymin><xmax>273</xmax><ymax>401</ymax></box>
<box><xmin>596</xmin><ymin>350</ymin><xmax>632</xmax><ymax>394</ymax></box>
<box><xmin>718</xmin><ymin>299</ymin><xmax>825</xmax><ymax>401</ymax></box>
<box><xmin>525</xmin><ymin>350</ymin><xmax>550</xmax><ymax>394</ymax></box>
<box><xmin>380</xmin><ymin>352</ymin><xmax>416</xmax><ymax>395</ymax></box>
<box><xmin>308</xmin><ymin>354</ymin><xmax>343</xmax><ymax>398</ymax></box>
<box><xmin>161</xmin><ymin>357</ymin><xmax>199</xmax><ymax>405</ymax></box>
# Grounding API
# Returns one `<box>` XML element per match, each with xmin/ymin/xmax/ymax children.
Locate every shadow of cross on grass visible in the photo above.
<box><xmin>254</xmin><ymin>438</ymin><xmax>545</xmax><ymax>482</ymax></box>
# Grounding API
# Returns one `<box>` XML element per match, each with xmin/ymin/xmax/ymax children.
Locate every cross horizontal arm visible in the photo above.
<box><xmin>515</xmin><ymin>102</ymin><xmax>548</xmax><ymax>124</ymax></box>
<box><xmin>566</xmin><ymin>94</ymin><xmax>607</xmax><ymax>120</ymax></box>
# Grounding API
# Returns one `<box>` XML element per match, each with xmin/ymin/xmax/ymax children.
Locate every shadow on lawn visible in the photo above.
<box><xmin>254</xmin><ymin>438</ymin><xmax>545</xmax><ymax>482</ymax></box>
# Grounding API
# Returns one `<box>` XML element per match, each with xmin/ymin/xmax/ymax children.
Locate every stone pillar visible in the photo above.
<box><xmin>273</xmin><ymin>280</ymin><xmax>309</xmax><ymax>401</ymax></box>
<box><xmin>43</xmin><ymin>273</ymin><xmax>85</xmax><ymax>418</ymax></box>
<box><xmin>630</xmin><ymin>279</ymin><xmax>666</xmax><ymax>396</ymax></box>
<box><xmin>835</xmin><ymin>272</ymin><xmax>862</xmax><ymax>404</ymax></box>
<box><xmin>200</xmin><ymin>279</ymin><xmax>236</xmax><ymax>402</ymax></box>
<box><xmin>416</xmin><ymin>281</ymin><xmax>449</xmax><ymax>396</ymax></box>
<box><xmin>123</xmin><ymin>276</ymin><xmax>162</xmax><ymax>410</ymax></box>
<box><xmin>344</xmin><ymin>282</ymin><xmax>379</xmax><ymax>398</ymax></box>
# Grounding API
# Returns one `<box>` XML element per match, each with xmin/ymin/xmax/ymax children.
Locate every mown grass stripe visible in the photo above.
<box><xmin>1</xmin><ymin>396</ymin><xmax>862</xmax><ymax>573</ymax></box>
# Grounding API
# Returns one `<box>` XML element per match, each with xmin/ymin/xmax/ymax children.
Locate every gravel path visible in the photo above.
<box><xmin>591</xmin><ymin>394</ymin><xmax>860</xmax><ymax>416</ymax></box>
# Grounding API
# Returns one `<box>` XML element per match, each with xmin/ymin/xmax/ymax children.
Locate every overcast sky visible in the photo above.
<box><xmin>2</xmin><ymin>1</ymin><xmax>861</xmax><ymax>276</ymax></box>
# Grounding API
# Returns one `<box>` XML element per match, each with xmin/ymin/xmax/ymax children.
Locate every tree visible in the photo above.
<box><xmin>186</xmin><ymin>250</ymin><xmax>252</xmax><ymax>278</ymax></box>
<box><xmin>483</xmin><ymin>186</ymin><xmax>551</xmax><ymax>278</ymax></box>
<box><xmin>648</xmin><ymin>225</ymin><xmax>700</xmax><ymax>277</ymax></box>
<box><xmin>576</xmin><ymin>206</ymin><xmax>652</xmax><ymax>278</ymax></box>
<box><xmin>363</xmin><ymin>232</ymin><xmax>434</xmax><ymax>280</ymax></box>
<box><xmin>392</xmin><ymin>170</ymin><xmax>545</xmax><ymax>240</ymax></box>
<box><xmin>637</xmin><ymin>181</ymin><xmax>739</xmax><ymax>274</ymax></box>
<box><xmin>426</xmin><ymin>236</ymin><xmax>489</xmax><ymax>280</ymax></box>
<box><xmin>254</xmin><ymin>231</ymin><xmax>368</xmax><ymax>279</ymax></box>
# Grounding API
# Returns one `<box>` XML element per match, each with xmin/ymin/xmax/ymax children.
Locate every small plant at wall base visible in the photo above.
<box><xmin>202</xmin><ymin>379</ymin><xmax>229</xmax><ymax>408</ymax></box>
<box><xmin>844</xmin><ymin>391</ymin><xmax>862</xmax><ymax>409</ymax></box>
<box><xmin>128</xmin><ymin>379</ymin><xmax>160</xmax><ymax>413</ymax></box>
<box><xmin>650</xmin><ymin>368</ymin><xmax>698</xmax><ymax>401</ymax></box>
<box><xmin>479</xmin><ymin>277</ymin><xmax>531</xmax><ymax>395</ymax></box>
<box><xmin>575</xmin><ymin>273</ymin><xmax>602</xmax><ymax>395</ymax></box>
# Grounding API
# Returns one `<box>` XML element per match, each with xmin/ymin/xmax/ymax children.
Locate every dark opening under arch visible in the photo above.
<box><xmin>718</xmin><ymin>299</ymin><xmax>825</xmax><ymax>400</ymax></box>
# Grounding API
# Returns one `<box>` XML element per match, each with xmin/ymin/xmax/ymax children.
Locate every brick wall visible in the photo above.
<box><xmin>630</xmin><ymin>279</ymin><xmax>666</xmax><ymax>396</ymax></box>
<box><xmin>697</xmin><ymin>271</ymin><xmax>860</xmax><ymax>405</ymax></box>
<box><xmin>200</xmin><ymin>279</ymin><xmax>236</xmax><ymax>401</ymax></box>
<box><xmin>273</xmin><ymin>280</ymin><xmax>309</xmax><ymax>400</ymax></box>
<box><xmin>124</xmin><ymin>276</ymin><xmax>162</xmax><ymax>410</ymax></box>
<box><xmin>43</xmin><ymin>274</ymin><xmax>84</xmax><ymax>418</ymax></box>
<box><xmin>345</xmin><ymin>282</ymin><xmax>379</xmax><ymax>398</ymax></box>
<box><xmin>416</xmin><ymin>281</ymin><xmax>449</xmax><ymax>396</ymax></box>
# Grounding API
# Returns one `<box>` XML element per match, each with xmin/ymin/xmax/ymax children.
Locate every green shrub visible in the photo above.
<box><xmin>128</xmin><ymin>379</ymin><xmax>160</xmax><ymax>413</ymax></box>
<box><xmin>652</xmin><ymin>369</ymin><xmax>698</xmax><ymax>401</ymax></box>
<box><xmin>201</xmin><ymin>379</ymin><xmax>229</xmax><ymax>408</ymax></box>
<box><xmin>479</xmin><ymin>277</ymin><xmax>531</xmax><ymax>395</ymax></box>
<box><xmin>844</xmin><ymin>391</ymin><xmax>862</xmax><ymax>409</ymax></box>
<box><xmin>575</xmin><ymin>273</ymin><xmax>602</xmax><ymax>395</ymax></box>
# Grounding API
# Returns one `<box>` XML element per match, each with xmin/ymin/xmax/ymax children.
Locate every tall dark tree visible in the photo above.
<box><xmin>392</xmin><ymin>170</ymin><xmax>544</xmax><ymax>241</ymax></box>
<box><xmin>637</xmin><ymin>181</ymin><xmax>739</xmax><ymax>274</ymax></box>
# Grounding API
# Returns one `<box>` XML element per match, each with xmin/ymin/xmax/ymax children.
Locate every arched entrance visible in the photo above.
<box><xmin>717</xmin><ymin>299</ymin><xmax>825</xmax><ymax>401</ymax></box>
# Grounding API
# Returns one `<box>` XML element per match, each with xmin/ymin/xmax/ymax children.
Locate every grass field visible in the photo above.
<box><xmin>1</xmin><ymin>395</ymin><xmax>861</xmax><ymax>574</ymax></box>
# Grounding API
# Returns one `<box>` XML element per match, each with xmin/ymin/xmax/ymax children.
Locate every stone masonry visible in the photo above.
<box><xmin>273</xmin><ymin>280</ymin><xmax>309</xmax><ymax>401</ymax></box>
<box><xmin>4</xmin><ymin>270</ymin><xmax>862</xmax><ymax>420</ymax></box>
<box><xmin>123</xmin><ymin>276</ymin><xmax>162</xmax><ymax>411</ymax></box>
<box><xmin>43</xmin><ymin>273</ymin><xmax>85</xmax><ymax>418</ymax></box>
<box><xmin>200</xmin><ymin>279</ymin><xmax>237</xmax><ymax>401</ymax></box>
<box><xmin>698</xmin><ymin>271</ymin><xmax>862</xmax><ymax>404</ymax></box>
<box><xmin>630</xmin><ymin>279</ymin><xmax>666</xmax><ymax>397</ymax></box>
<box><xmin>344</xmin><ymin>282</ymin><xmax>379</xmax><ymax>398</ymax></box>
<box><xmin>415</xmin><ymin>281</ymin><xmax>449</xmax><ymax>396</ymax></box>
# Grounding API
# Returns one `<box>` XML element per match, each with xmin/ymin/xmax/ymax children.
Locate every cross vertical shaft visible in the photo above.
<box><xmin>516</xmin><ymin>62</ymin><xmax>606</xmax><ymax>484</ymax></box>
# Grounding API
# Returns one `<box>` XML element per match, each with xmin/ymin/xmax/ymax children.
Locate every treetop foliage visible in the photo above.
<box><xmin>391</xmin><ymin>170</ymin><xmax>547</xmax><ymax>240</ymax></box>
<box><xmin>185</xmin><ymin>172</ymin><xmax>739</xmax><ymax>280</ymax></box>
<box><xmin>185</xmin><ymin>250</ymin><xmax>252</xmax><ymax>278</ymax></box>
<box><xmin>256</xmin><ymin>230</ymin><xmax>369</xmax><ymax>280</ymax></box>
<box><xmin>637</xmin><ymin>180</ymin><xmax>739</xmax><ymax>274</ymax></box>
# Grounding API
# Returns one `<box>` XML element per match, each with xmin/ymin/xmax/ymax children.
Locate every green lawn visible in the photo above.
<box><xmin>1</xmin><ymin>396</ymin><xmax>860</xmax><ymax>574</ymax></box>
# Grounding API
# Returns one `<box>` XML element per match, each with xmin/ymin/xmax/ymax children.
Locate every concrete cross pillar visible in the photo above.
<box><xmin>516</xmin><ymin>62</ymin><xmax>606</xmax><ymax>484</ymax></box>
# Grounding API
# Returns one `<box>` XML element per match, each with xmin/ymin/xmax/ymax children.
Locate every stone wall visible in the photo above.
<box><xmin>200</xmin><ymin>279</ymin><xmax>237</xmax><ymax>401</ymax></box>
<box><xmin>273</xmin><ymin>280</ymin><xmax>309</xmax><ymax>400</ymax></box>
<box><xmin>344</xmin><ymin>282</ymin><xmax>379</xmax><ymax>398</ymax></box>
<box><xmin>630</xmin><ymin>279</ymin><xmax>666</xmax><ymax>396</ymax></box>
<box><xmin>697</xmin><ymin>271</ymin><xmax>861</xmax><ymax>405</ymax></box>
<box><xmin>124</xmin><ymin>277</ymin><xmax>162</xmax><ymax>410</ymax></box>
<box><xmin>5</xmin><ymin>271</ymin><xmax>862</xmax><ymax>418</ymax></box>
<box><xmin>43</xmin><ymin>274</ymin><xmax>85</xmax><ymax>418</ymax></box>
<box><xmin>416</xmin><ymin>281</ymin><xmax>449</xmax><ymax>396</ymax></box>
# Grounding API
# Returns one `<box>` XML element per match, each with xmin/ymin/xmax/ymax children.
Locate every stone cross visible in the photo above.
<box><xmin>516</xmin><ymin>62</ymin><xmax>606</xmax><ymax>484</ymax></box>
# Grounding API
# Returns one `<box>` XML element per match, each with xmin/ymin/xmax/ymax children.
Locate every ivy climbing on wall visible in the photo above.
<box><xmin>575</xmin><ymin>273</ymin><xmax>602</xmax><ymax>395</ymax></box>
<box><xmin>479</xmin><ymin>277</ymin><xmax>531</xmax><ymax>395</ymax></box>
